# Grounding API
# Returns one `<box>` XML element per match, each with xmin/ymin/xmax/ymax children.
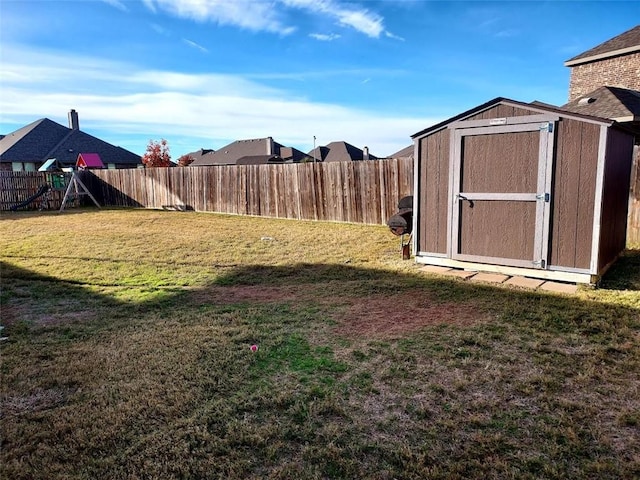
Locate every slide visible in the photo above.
<box><xmin>10</xmin><ymin>184</ymin><xmax>50</xmax><ymax>211</ymax></box>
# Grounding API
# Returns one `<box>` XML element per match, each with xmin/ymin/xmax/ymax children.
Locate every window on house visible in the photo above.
<box><xmin>24</xmin><ymin>163</ymin><xmax>36</xmax><ymax>172</ymax></box>
<box><xmin>11</xmin><ymin>162</ymin><xmax>23</xmax><ymax>171</ymax></box>
<box><xmin>107</xmin><ymin>163</ymin><xmax>116</xmax><ymax>169</ymax></box>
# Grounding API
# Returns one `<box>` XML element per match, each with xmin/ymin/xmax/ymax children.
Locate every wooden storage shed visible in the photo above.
<box><xmin>411</xmin><ymin>97</ymin><xmax>635</xmax><ymax>284</ymax></box>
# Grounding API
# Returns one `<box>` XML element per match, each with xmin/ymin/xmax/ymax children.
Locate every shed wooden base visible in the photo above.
<box><xmin>415</xmin><ymin>255</ymin><xmax>597</xmax><ymax>285</ymax></box>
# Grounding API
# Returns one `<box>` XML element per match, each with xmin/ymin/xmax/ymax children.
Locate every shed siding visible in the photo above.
<box><xmin>549</xmin><ymin>119</ymin><xmax>600</xmax><ymax>269</ymax></box>
<box><xmin>598</xmin><ymin>128</ymin><xmax>634</xmax><ymax>270</ymax></box>
<box><xmin>459</xmin><ymin>201</ymin><xmax>536</xmax><ymax>260</ymax></box>
<box><xmin>465</xmin><ymin>104</ymin><xmax>538</xmax><ymax>121</ymax></box>
<box><xmin>461</xmin><ymin>131</ymin><xmax>539</xmax><ymax>193</ymax></box>
<box><xmin>418</xmin><ymin>129</ymin><xmax>449</xmax><ymax>254</ymax></box>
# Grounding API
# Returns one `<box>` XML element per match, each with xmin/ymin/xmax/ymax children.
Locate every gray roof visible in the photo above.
<box><xmin>236</xmin><ymin>155</ymin><xmax>283</xmax><ymax>165</ymax></box>
<box><xmin>565</xmin><ymin>25</ymin><xmax>640</xmax><ymax>66</ymax></box>
<box><xmin>307</xmin><ymin>141</ymin><xmax>378</xmax><ymax>162</ymax></box>
<box><xmin>184</xmin><ymin>148</ymin><xmax>216</xmax><ymax>162</ymax></box>
<box><xmin>562</xmin><ymin>86</ymin><xmax>640</xmax><ymax>122</ymax></box>
<box><xmin>388</xmin><ymin>145</ymin><xmax>414</xmax><ymax>159</ymax></box>
<box><xmin>0</xmin><ymin>117</ymin><xmax>141</xmax><ymax>167</ymax></box>
<box><xmin>190</xmin><ymin>137</ymin><xmax>307</xmax><ymax>166</ymax></box>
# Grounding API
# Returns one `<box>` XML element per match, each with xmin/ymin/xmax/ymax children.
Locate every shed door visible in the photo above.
<box><xmin>450</xmin><ymin>121</ymin><xmax>555</xmax><ymax>269</ymax></box>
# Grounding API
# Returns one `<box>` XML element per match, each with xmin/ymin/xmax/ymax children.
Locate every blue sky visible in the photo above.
<box><xmin>0</xmin><ymin>1</ymin><xmax>636</xmax><ymax>158</ymax></box>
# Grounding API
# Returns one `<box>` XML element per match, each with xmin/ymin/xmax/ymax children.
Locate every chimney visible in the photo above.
<box><xmin>363</xmin><ymin>146</ymin><xmax>369</xmax><ymax>161</ymax></box>
<box><xmin>266</xmin><ymin>136</ymin><xmax>274</xmax><ymax>155</ymax></box>
<box><xmin>68</xmin><ymin>109</ymin><xmax>79</xmax><ymax>130</ymax></box>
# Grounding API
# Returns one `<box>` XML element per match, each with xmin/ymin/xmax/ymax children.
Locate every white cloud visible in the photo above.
<box><xmin>150</xmin><ymin>23</ymin><xmax>170</xmax><ymax>35</ymax></box>
<box><xmin>142</xmin><ymin>0</ymin><xmax>396</xmax><ymax>39</ymax></box>
<box><xmin>101</xmin><ymin>0</ymin><xmax>128</xmax><ymax>12</ymax></box>
<box><xmin>282</xmin><ymin>0</ymin><xmax>386</xmax><ymax>38</ymax></box>
<box><xmin>385</xmin><ymin>31</ymin><xmax>405</xmax><ymax>42</ymax></box>
<box><xmin>144</xmin><ymin>0</ymin><xmax>291</xmax><ymax>34</ymax></box>
<box><xmin>0</xmin><ymin>46</ymin><xmax>432</xmax><ymax>156</ymax></box>
<box><xmin>309</xmin><ymin>33</ymin><xmax>341</xmax><ymax>41</ymax></box>
<box><xmin>182</xmin><ymin>38</ymin><xmax>209</xmax><ymax>53</ymax></box>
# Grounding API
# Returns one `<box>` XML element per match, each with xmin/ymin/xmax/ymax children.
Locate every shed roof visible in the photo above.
<box><xmin>411</xmin><ymin>97</ymin><xmax>614</xmax><ymax>140</ymax></box>
<box><xmin>564</xmin><ymin>25</ymin><xmax>640</xmax><ymax>66</ymax></box>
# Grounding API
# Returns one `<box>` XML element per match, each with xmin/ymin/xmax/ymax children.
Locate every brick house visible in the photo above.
<box><xmin>563</xmin><ymin>25</ymin><xmax>640</xmax><ymax>244</ymax></box>
<box><xmin>565</xmin><ymin>25</ymin><xmax>640</xmax><ymax>102</ymax></box>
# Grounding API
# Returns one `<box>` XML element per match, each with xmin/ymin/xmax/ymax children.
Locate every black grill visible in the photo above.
<box><xmin>387</xmin><ymin>196</ymin><xmax>413</xmax><ymax>236</ymax></box>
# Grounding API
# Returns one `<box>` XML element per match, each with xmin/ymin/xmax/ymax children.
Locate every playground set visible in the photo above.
<box><xmin>8</xmin><ymin>153</ymin><xmax>102</xmax><ymax>212</ymax></box>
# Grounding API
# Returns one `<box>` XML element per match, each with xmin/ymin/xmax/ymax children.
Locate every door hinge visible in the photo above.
<box><xmin>539</xmin><ymin>122</ymin><xmax>554</xmax><ymax>133</ymax></box>
<box><xmin>532</xmin><ymin>259</ymin><xmax>546</xmax><ymax>268</ymax></box>
<box><xmin>536</xmin><ymin>193</ymin><xmax>550</xmax><ymax>202</ymax></box>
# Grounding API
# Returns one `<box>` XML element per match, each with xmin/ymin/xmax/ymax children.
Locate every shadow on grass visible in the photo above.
<box><xmin>2</xmin><ymin>257</ymin><xmax>639</xmax><ymax>480</ymax></box>
<box><xmin>3</xmin><ymin>247</ymin><xmax>638</xmax><ymax>339</ymax></box>
<box><xmin>599</xmin><ymin>248</ymin><xmax>640</xmax><ymax>291</ymax></box>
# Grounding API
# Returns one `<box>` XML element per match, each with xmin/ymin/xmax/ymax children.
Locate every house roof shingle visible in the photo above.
<box><xmin>562</xmin><ymin>86</ymin><xmax>640</xmax><ymax>122</ymax></box>
<box><xmin>190</xmin><ymin>137</ymin><xmax>306</xmax><ymax>166</ymax></box>
<box><xmin>389</xmin><ymin>145</ymin><xmax>414</xmax><ymax>159</ymax></box>
<box><xmin>564</xmin><ymin>25</ymin><xmax>640</xmax><ymax>66</ymax></box>
<box><xmin>307</xmin><ymin>141</ymin><xmax>378</xmax><ymax>162</ymax></box>
<box><xmin>0</xmin><ymin>117</ymin><xmax>141</xmax><ymax>167</ymax></box>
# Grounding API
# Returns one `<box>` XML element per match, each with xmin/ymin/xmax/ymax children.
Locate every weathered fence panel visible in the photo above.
<box><xmin>0</xmin><ymin>171</ymin><xmax>72</xmax><ymax>211</ymax></box>
<box><xmin>78</xmin><ymin>159</ymin><xmax>414</xmax><ymax>225</ymax></box>
<box><xmin>3</xmin><ymin>157</ymin><xmax>638</xmax><ymax>244</ymax></box>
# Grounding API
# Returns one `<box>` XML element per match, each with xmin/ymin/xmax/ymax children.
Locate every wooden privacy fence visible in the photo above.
<box><xmin>3</xmin><ymin>157</ymin><xmax>639</xmax><ymax>244</ymax></box>
<box><xmin>628</xmin><ymin>147</ymin><xmax>640</xmax><ymax>245</ymax></box>
<box><xmin>0</xmin><ymin>171</ymin><xmax>72</xmax><ymax>211</ymax></box>
<box><xmin>81</xmin><ymin>159</ymin><xmax>414</xmax><ymax>225</ymax></box>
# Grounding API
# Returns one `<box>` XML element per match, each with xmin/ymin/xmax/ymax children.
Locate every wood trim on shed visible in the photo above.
<box><xmin>590</xmin><ymin>125</ymin><xmax>608</xmax><ymax>274</ymax></box>
<box><xmin>449</xmin><ymin>114</ymin><xmax>559</xmax><ymax>129</ymax></box>
<box><xmin>412</xmin><ymin>139</ymin><xmax>420</xmax><ymax>256</ymax></box>
<box><xmin>415</xmin><ymin>255</ymin><xmax>595</xmax><ymax>284</ymax></box>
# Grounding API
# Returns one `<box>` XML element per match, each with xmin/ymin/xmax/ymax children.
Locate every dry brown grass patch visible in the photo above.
<box><xmin>333</xmin><ymin>291</ymin><xmax>489</xmax><ymax>339</ymax></box>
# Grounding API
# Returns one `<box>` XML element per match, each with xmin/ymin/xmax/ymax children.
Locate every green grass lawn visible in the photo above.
<box><xmin>1</xmin><ymin>209</ymin><xmax>639</xmax><ymax>480</ymax></box>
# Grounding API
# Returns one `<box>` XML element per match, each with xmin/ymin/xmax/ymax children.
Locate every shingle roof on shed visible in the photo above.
<box><xmin>564</xmin><ymin>25</ymin><xmax>640</xmax><ymax>66</ymax></box>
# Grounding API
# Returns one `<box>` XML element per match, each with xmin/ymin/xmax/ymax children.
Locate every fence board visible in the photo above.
<box><xmin>0</xmin><ymin>160</ymin><xmax>398</xmax><ymax>224</ymax></box>
<box><xmin>67</xmin><ymin>160</ymin><xmax>412</xmax><ymax>225</ymax></box>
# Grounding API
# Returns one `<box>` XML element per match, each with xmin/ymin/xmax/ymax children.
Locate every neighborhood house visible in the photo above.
<box><xmin>0</xmin><ymin>109</ymin><xmax>142</xmax><ymax>171</ymax></box>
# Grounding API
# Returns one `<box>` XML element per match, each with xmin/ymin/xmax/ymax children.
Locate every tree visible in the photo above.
<box><xmin>177</xmin><ymin>154</ymin><xmax>195</xmax><ymax>167</ymax></box>
<box><xmin>142</xmin><ymin>139</ymin><xmax>171</xmax><ymax>167</ymax></box>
